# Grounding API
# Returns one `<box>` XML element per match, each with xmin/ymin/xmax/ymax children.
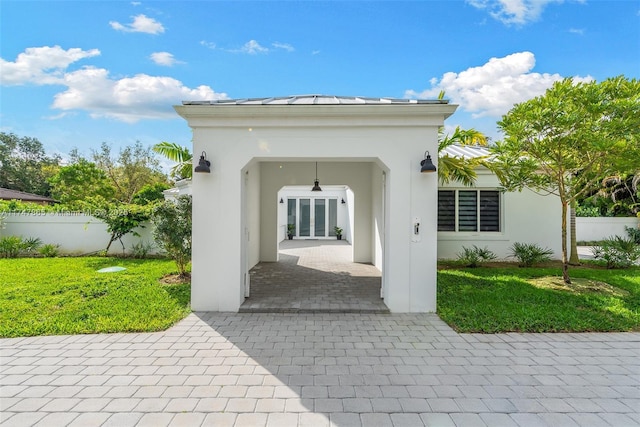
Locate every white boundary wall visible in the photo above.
<box><xmin>2</xmin><ymin>213</ymin><xmax>157</xmax><ymax>255</ymax></box>
<box><xmin>577</xmin><ymin>217</ymin><xmax>639</xmax><ymax>242</ymax></box>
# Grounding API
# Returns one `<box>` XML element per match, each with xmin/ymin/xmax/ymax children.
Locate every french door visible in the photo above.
<box><xmin>287</xmin><ymin>198</ymin><xmax>337</xmax><ymax>238</ymax></box>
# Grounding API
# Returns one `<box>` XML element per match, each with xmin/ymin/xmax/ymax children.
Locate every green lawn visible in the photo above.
<box><xmin>2</xmin><ymin>258</ymin><xmax>639</xmax><ymax>338</ymax></box>
<box><xmin>0</xmin><ymin>258</ymin><xmax>190</xmax><ymax>338</ymax></box>
<box><xmin>437</xmin><ymin>264</ymin><xmax>640</xmax><ymax>333</ymax></box>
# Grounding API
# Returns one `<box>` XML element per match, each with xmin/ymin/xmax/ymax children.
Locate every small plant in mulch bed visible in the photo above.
<box><xmin>456</xmin><ymin>245</ymin><xmax>497</xmax><ymax>268</ymax></box>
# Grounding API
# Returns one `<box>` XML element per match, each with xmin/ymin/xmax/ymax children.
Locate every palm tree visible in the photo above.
<box><xmin>153</xmin><ymin>142</ymin><xmax>192</xmax><ymax>180</ymax></box>
<box><xmin>437</xmin><ymin>126</ymin><xmax>489</xmax><ymax>186</ymax></box>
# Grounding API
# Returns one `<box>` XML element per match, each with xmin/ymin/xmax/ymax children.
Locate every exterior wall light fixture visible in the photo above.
<box><xmin>420</xmin><ymin>151</ymin><xmax>437</xmax><ymax>173</ymax></box>
<box><xmin>194</xmin><ymin>151</ymin><xmax>211</xmax><ymax>173</ymax></box>
<box><xmin>280</xmin><ymin>198</ymin><xmax>284</xmax><ymax>204</ymax></box>
<box><xmin>341</xmin><ymin>198</ymin><xmax>346</xmax><ymax>204</ymax></box>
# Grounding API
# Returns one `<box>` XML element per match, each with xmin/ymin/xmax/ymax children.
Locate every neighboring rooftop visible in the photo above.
<box><xmin>0</xmin><ymin>188</ymin><xmax>58</xmax><ymax>204</ymax></box>
<box><xmin>440</xmin><ymin>144</ymin><xmax>491</xmax><ymax>159</ymax></box>
<box><xmin>183</xmin><ymin>95</ymin><xmax>449</xmax><ymax>106</ymax></box>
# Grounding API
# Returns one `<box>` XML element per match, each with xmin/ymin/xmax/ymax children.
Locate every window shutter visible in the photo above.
<box><xmin>458</xmin><ymin>191</ymin><xmax>478</xmax><ymax>231</ymax></box>
<box><xmin>480</xmin><ymin>191</ymin><xmax>500</xmax><ymax>231</ymax></box>
<box><xmin>437</xmin><ymin>191</ymin><xmax>455</xmax><ymax>231</ymax></box>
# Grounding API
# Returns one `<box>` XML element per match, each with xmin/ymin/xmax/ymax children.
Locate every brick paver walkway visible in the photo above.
<box><xmin>241</xmin><ymin>241</ymin><xmax>388</xmax><ymax>313</ymax></box>
<box><xmin>1</xmin><ymin>312</ymin><xmax>639</xmax><ymax>426</ymax></box>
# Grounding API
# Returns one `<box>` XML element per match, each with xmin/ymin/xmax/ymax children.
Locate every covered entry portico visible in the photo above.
<box><xmin>175</xmin><ymin>95</ymin><xmax>456</xmax><ymax>313</ymax></box>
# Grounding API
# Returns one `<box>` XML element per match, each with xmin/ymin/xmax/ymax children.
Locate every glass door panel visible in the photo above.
<box><xmin>287</xmin><ymin>199</ymin><xmax>296</xmax><ymax>235</ymax></box>
<box><xmin>328</xmin><ymin>199</ymin><xmax>337</xmax><ymax>236</ymax></box>
<box><xmin>299</xmin><ymin>199</ymin><xmax>310</xmax><ymax>237</ymax></box>
<box><xmin>314</xmin><ymin>199</ymin><xmax>326</xmax><ymax>236</ymax></box>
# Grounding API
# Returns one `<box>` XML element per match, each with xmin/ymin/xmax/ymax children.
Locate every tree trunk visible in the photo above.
<box><xmin>569</xmin><ymin>200</ymin><xmax>581</xmax><ymax>265</ymax></box>
<box><xmin>105</xmin><ymin>233</ymin><xmax>116</xmax><ymax>254</ymax></box>
<box><xmin>561</xmin><ymin>201</ymin><xmax>571</xmax><ymax>284</ymax></box>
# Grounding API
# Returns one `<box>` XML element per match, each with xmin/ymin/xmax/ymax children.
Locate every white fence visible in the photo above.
<box><xmin>3</xmin><ymin>212</ymin><xmax>637</xmax><ymax>256</ymax></box>
<box><xmin>577</xmin><ymin>217</ymin><xmax>639</xmax><ymax>242</ymax></box>
<box><xmin>2</xmin><ymin>213</ymin><xmax>158</xmax><ymax>255</ymax></box>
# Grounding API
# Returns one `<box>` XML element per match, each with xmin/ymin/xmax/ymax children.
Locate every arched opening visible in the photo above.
<box><xmin>239</xmin><ymin>159</ymin><xmax>389</xmax><ymax>312</ymax></box>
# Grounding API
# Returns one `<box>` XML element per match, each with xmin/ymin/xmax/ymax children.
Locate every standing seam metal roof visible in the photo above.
<box><xmin>440</xmin><ymin>145</ymin><xmax>491</xmax><ymax>159</ymax></box>
<box><xmin>182</xmin><ymin>95</ymin><xmax>448</xmax><ymax>106</ymax></box>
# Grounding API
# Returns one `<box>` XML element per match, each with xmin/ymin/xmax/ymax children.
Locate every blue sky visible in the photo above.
<box><xmin>1</xmin><ymin>0</ymin><xmax>639</xmax><ymax>162</ymax></box>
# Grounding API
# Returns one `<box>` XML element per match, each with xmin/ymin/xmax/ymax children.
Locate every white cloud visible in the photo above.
<box><xmin>200</xmin><ymin>40</ymin><xmax>216</xmax><ymax>49</ymax></box>
<box><xmin>150</xmin><ymin>52</ymin><xmax>182</xmax><ymax>66</ymax></box>
<box><xmin>201</xmin><ymin>39</ymin><xmax>294</xmax><ymax>55</ymax></box>
<box><xmin>109</xmin><ymin>14</ymin><xmax>165</xmax><ymax>34</ymax></box>
<box><xmin>52</xmin><ymin>67</ymin><xmax>228</xmax><ymax>122</ymax></box>
<box><xmin>272</xmin><ymin>42</ymin><xmax>294</xmax><ymax>52</ymax></box>
<box><xmin>405</xmin><ymin>51</ymin><xmax>592</xmax><ymax>118</ymax></box>
<box><xmin>467</xmin><ymin>0</ymin><xmax>562</xmax><ymax>25</ymax></box>
<box><xmin>235</xmin><ymin>40</ymin><xmax>269</xmax><ymax>54</ymax></box>
<box><xmin>0</xmin><ymin>46</ymin><xmax>100</xmax><ymax>86</ymax></box>
<box><xmin>569</xmin><ymin>28</ymin><xmax>585</xmax><ymax>35</ymax></box>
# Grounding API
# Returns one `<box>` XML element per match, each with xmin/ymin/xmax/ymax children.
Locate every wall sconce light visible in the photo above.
<box><xmin>341</xmin><ymin>198</ymin><xmax>346</xmax><ymax>204</ymax></box>
<box><xmin>420</xmin><ymin>151</ymin><xmax>437</xmax><ymax>173</ymax></box>
<box><xmin>194</xmin><ymin>151</ymin><xmax>211</xmax><ymax>173</ymax></box>
<box><xmin>279</xmin><ymin>198</ymin><xmax>284</xmax><ymax>204</ymax></box>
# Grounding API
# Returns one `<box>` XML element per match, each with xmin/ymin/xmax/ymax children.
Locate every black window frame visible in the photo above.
<box><xmin>438</xmin><ymin>189</ymin><xmax>501</xmax><ymax>232</ymax></box>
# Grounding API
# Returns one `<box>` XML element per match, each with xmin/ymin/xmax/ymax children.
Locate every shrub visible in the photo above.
<box><xmin>591</xmin><ymin>235</ymin><xmax>640</xmax><ymax>269</ymax></box>
<box><xmin>509</xmin><ymin>242</ymin><xmax>554</xmax><ymax>267</ymax></box>
<box><xmin>625</xmin><ymin>226</ymin><xmax>640</xmax><ymax>245</ymax></box>
<box><xmin>130</xmin><ymin>240</ymin><xmax>154</xmax><ymax>259</ymax></box>
<box><xmin>456</xmin><ymin>245</ymin><xmax>497</xmax><ymax>268</ymax></box>
<box><xmin>151</xmin><ymin>196</ymin><xmax>192</xmax><ymax>277</ymax></box>
<box><xmin>575</xmin><ymin>205</ymin><xmax>600</xmax><ymax>217</ymax></box>
<box><xmin>0</xmin><ymin>236</ymin><xmax>23</xmax><ymax>258</ymax></box>
<box><xmin>0</xmin><ymin>236</ymin><xmax>42</xmax><ymax>258</ymax></box>
<box><xmin>39</xmin><ymin>243</ymin><xmax>60</xmax><ymax>258</ymax></box>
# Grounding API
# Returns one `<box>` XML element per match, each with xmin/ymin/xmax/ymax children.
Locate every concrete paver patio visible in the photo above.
<box><xmin>241</xmin><ymin>241</ymin><xmax>388</xmax><ymax>313</ymax></box>
<box><xmin>1</xmin><ymin>312</ymin><xmax>639</xmax><ymax>426</ymax></box>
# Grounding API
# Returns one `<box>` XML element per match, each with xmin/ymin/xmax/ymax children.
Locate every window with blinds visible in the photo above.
<box><xmin>438</xmin><ymin>190</ymin><xmax>500</xmax><ymax>232</ymax></box>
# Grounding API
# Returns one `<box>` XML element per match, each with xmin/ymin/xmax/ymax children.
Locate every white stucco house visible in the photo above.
<box><xmin>174</xmin><ymin>95</ymin><xmax>562</xmax><ymax>314</ymax></box>
<box><xmin>175</xmin><ymin>95</ymin><xmax>455</xmax><ymax>313</ymax></box>
<box><xmin>436</xmin><ymin>145</ymin><xmax>563</xmax><ymax>260</ymax></box>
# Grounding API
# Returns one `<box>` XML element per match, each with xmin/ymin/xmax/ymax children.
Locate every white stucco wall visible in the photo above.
<box><xmin>177</xmin><ymin>102</ymin><xmax>455</xmax><ymax>313</ymax></box>
<box><xmin>437</xmin><ymin>169</ymin><xmax>563</xmax><ymax>260</ymax></box>
<box><xmin>3</xmin><ymin>214</ymin><xmax>157</xmax><ymax>255</ymax></box>
<box><xmin>577</xmin><ymin>217</ymin><xmax>639</xmax><ymax>242</ymax></box>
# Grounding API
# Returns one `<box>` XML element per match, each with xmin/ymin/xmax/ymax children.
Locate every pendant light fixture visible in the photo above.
<box><xmin>311</xmin><ymin>162</ymin><xmax>322</xmax><ymax>191</ymax></box>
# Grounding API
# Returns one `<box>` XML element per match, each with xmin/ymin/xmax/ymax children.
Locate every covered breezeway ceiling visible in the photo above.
<box><xmin>175</xmin><ymin>95</ymin><xmax>457</xmax><ymax>313</ymax></box>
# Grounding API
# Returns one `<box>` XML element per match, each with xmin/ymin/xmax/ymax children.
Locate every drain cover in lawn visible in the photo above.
<box><xmin>96</xmin><ymin>266</ymin><xmax>127</xmax><ymax>273</ymax></box>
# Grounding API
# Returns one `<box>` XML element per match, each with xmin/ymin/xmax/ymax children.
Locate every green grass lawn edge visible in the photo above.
<box><xmin>0</xmin><ymin>257</ymin><xmax>191</xmax><ymax>338</ymax></box>
<box><xmin>437</xmin><ymin>264</ymin><xmax>640</xmax><ymax>333</ymax></box>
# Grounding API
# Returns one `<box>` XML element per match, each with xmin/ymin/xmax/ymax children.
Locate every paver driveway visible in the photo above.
<box><xmin>1</xmin><ymin>312</ymin><xmax>639</xmax><ymax>426</ymax></box>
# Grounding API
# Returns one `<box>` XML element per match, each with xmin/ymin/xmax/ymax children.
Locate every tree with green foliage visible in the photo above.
<box><xmin>492</xmin><ymin>76</ymin><xmax>640</xmax><ymax>284</ymax></box>
<box><xmin>581</xmin><ymin>172</ymin><xmax>640</xmax><ymax>217</ymax></box>
<box><xmin>92</xmin><ymin>141</ymin><xmax>168</xmax><ymax>203</ymax></box>
<box><xmin>0</xmin><ymin>132</ymin><xmax>60</xmax><ymax>195</ymax></box>
<box><xmin>152</xmin><ymin>142</ymin><xmax>193</xmax><ymax>180</ymax></box>
<box><xmin>48</xmin><ymin>159</ymin><xmax>115</xmax><ymax>208</ymax></box>
<box><xmin>89</xmin><ymin>200</ymin><xmax>152</xmax><ymax>254</ymax></box>
<box><xmin>152</xmin><ymin>196</ymin><xmax>192</xmax><ymax>277</ymax></box>
<box><xmin>132</xmin><ymin>182</ymin><xmax>171</xmax><ymax>205</ymax></box>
